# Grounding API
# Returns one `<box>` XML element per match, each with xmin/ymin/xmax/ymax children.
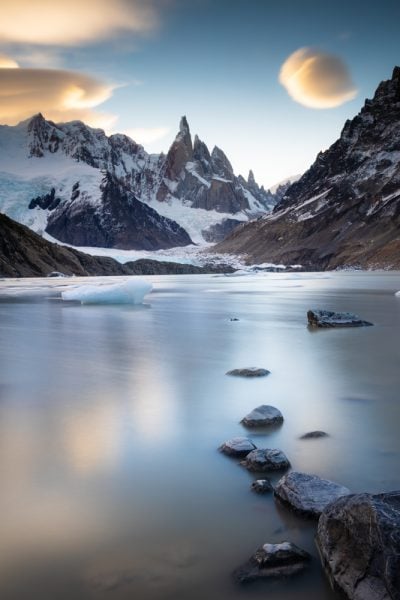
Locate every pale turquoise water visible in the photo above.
<box><xmin>0</xmin><ymin>271</ymin><xmax>399</xmax><ymax>600</ymax></box>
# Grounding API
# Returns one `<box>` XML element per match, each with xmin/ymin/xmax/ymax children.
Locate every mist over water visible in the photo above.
<box><xmin>0</xmin><ymin>272</ymin><xmax>399</xmax><ymax>600</ymax></box>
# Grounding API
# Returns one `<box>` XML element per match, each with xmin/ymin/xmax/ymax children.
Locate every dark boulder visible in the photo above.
<box><xmin>219</xmin><ymin>437</ymin><xmax>257</xmax><ymax>457</ymax></box>
<box><xmin>307</xmin><ymin>309</ymin><xmax>373</xmax><ymax>328</ymax></box>
<box><xmin>233</xmin><ymin>541</ymin><xmax>311</xmax><ymax>583</ymax></box>
<box><xmin>300</xmin><ymin>431</ymin><xmax>329</xmax><ymax>439</ymax></box>
<box><xmin>241</xmin><ymin>449</ymin><xmax>290</xmax><ymax>472</ymax></box>
<box><xmin>251</xmin><ymin>479</ymin><xmax>273</xmax><ymax>494</ymax></box>
<box><xmin>274</xmin><ymin>472</ymin><xmax>350</xmax><ymax>518</ymax></box>
<box><xmin>316</xmin><ymin>491</ymin><xmax>400</xmax><ymax>600</ymax></box>
<box><xmin>241</xmin><ymin>405</ymin><xmax>283</xmax><ymax>427</ymax></box>
<box><xmin>226</xmin><ymin>367</ymin><xmax>270</xmax><ymax>377</ymax></box>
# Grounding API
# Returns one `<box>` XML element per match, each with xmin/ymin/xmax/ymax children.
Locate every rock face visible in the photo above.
<box><xmin>215</xmin><ymin>66</ymin><xmax>400</xmax><ymax>270</ymax></box>
<box><xmin>46</xmin><ymin>172</ymin><xmax>192</xmax><ymax>250</ymax></box>
<box><xmin>241</xmin><ymin>449</ymin><xmax>290</xmax><ymax>472</ymax></box>
<box><xmin>307</xmin><ymin>309</ymin><xmax>373</xmax><ymax>328</ymax></box>
<box><xmin>0</xmin><ymin>114</ymin><xmax>278</xmax><ymax>249</ymax></box>
<box><xmin>316</xmin><ymin>492</ymin><xmax>400</xmax><ymax>600</ymax></box>
<box><xmin>241</xmin><ymin>405</ymin><xmax>283</xmax><ymax>427</ymax></box>
<box><xmin>274</xmin><ymin>472</ymin><xmax>350</xmax><ymax>518</ymax></box>
<box><xmin>233</xmin><ymin>542</ymin><xmax>311</xmax><ymax>583</ymax></box>
<box><xmin>226</xmin><ymin>367</ymin><xmax>270</xmax><ymax>377</ymax></box>
<box><xmin>0</xmin><ymin>213</ymin><xmax>233</xmax><ymax>278</ymax></box>
<box><xmin>219</xmin><ymin>437</ymin><xmax>257</xmax><ymax>457</ymax></box>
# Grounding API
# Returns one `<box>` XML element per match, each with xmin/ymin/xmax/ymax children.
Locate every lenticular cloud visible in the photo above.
<box><xmin>61</xmin><ymin>279</ymin><xmax>152</xmax><ymax>305</ymax></box>
<box><xmin>279</xmin><ymin>48</ymin><xmax>357</xmax><ymax>109</ymax></box>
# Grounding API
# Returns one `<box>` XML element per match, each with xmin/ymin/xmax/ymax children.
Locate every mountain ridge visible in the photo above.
<box><xmin>0</xmin><ymin>113</ymin><xmax>280</xmax><ymax>249</ymax></box>
<box><xmin>214</xmin><ymin>66</ymin><xmax>400</xmax><ymax>270</ymax></box>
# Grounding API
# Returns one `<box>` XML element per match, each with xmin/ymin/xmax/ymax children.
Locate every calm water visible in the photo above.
<box><xmin>0</xmin><ymin>272</ymin><xmax>400</xmax><ymax>600</ymax></box>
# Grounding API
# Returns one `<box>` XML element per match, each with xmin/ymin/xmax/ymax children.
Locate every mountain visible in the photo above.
<box><xmin>215</xmin><ymin>67</ymin><xmax>400</xmax><ymax>270</ymax></box>
<box><xmin>0</xmin><ymin>114</ymin><xmax>276</xmax><ymax>249</ymax></box>
<box><xmin>0</xmin><ymin>212</ymin><xmax>233</xmax><ymax>277</ymax></box>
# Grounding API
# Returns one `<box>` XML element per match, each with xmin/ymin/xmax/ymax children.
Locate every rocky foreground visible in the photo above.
<box><xmin>221</xmin><ymin>310</ymin><xmax>397</xmax><ymax>600</ymax></box>
<box><xmin>214</xmin><ymin>67</ymin><xmax>400</xmax><ymax>270</ymax></box>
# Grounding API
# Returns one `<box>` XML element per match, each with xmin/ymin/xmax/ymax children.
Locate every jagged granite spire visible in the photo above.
<box><xmin>160</xmin><ymin>115</ymin><xmax>193</xmax><ymax>184</ymax></box>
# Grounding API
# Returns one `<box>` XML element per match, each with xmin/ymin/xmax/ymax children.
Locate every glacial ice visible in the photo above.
<box><xmin>61</xmin><ymin>279</ymin><xmax>152</xmax><ymax>305</ymax></box>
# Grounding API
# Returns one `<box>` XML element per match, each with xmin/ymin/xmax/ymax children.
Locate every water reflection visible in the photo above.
<box><xmin>0</xmin><ymin>272</ymin><xmax>399</xmax><ymax>599</ymax></box>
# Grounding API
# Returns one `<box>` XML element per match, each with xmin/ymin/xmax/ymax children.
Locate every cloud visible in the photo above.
<box><xmin>122</xmin><ymin>126</ymin><xmax>170</xmax><ymax>145</ymax></box>
<box><xmin>0</xmin><ymin>0</ymin><xmax>159</xmax><ymax>46</ymax></box>
<box><xmin>0</xmin><ymin>54</ymin><xmax>19</xmax><ymax>68</ymax></box>
<box><xmin>279</xmin><ymin>48</ymin><xmax>357</xmax><ymax>109</ymax></box>
<box><xmin>0</xmin><ymin>60</ymin><xmax>116</xmax><ymax>129</ymax></box>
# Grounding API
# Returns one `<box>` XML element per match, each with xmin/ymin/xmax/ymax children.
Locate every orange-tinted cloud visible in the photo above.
<box><xmin>0</xmin><ymin>60</ymin><xmax>116</xmax><ymax>128</ymax></box>
<box><xmin>0</xmin><ymin>0</ymin><xmax>159</xmax><ymax>45</ymax></box>
<box><xmin>279</xmin><ymin>48</ymin><xmax>357</xmax><ymax>109</ymax></box>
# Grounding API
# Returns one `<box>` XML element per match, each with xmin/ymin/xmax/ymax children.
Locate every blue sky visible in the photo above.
<box><xmin>1</xmin><ymin>0</ymin><xmax>400</xmax><ymax>187</ymax></box>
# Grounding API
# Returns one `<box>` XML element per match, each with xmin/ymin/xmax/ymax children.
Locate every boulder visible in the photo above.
<box><xmin>219</xmin><ymin>437</ymin><xmax>257</xmax><ymax>457</ymax></box>
<box><xmin>241</xmin><ymin>405</ymin><xmax>283</xmax><ymax>427</ymax></box>
<box><xmin>307</xmin><ymin>309</ymin><xmax>373</xmax><ymax>328</ymax></box>
<box><xmin>316</xmin><ymin>491</ymin><xmax>400</xmax><ymax>600</ymax></box>
<box><xmin>241</xmin><ymin>449</ymin><xmax>290</xmax><ymax>472</ymax></box>
<box><xmin>274</xmin><ymin>472</ymin><xmax>350</xmax><ymax>518</ymax></box>
<box><xmin>251</xmin><ymin>479</ymin><xmax>273</xmax><ymax>494</ymax></box>
<box><xmin>299</xmin><ymin>431</ymin><xmax>329</xmax><ymax>439</ymax></box>
<box><xmin>233</xmin><ymin>541</ymin><xmax>311</xmax><ymax>583</ymax></box>
<box><xmin>226</xmin><ymin>367</ymin><xmax>270</xmax><ymax>377</ymax></box>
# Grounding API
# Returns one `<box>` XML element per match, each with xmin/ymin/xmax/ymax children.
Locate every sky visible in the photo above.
<box><xmin>0</xmin><ymin>0</ymin><xmax>400</xmax><ymax>187</ymax></box>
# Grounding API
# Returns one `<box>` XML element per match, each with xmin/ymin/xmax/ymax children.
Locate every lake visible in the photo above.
<box><xmin>0</xmin><ymin>271</ymin><xmax>399</xmax><ymax>600</ymax></box>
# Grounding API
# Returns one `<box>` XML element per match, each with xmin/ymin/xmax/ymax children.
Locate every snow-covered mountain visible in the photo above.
<box><xmin>215</xmin><ymin>66</ymin><xmax>400</xmax><ymax>270</ymax></box>
<box><xmin>0</xmin><ymin>114</ymin><xmax>277</xmax><ymax>249</ymax></box>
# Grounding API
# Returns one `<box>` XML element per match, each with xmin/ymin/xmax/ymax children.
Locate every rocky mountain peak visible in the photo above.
<box><xmin>248</xmin><ymin>169</ymin><xmax>256</xmax><ymax>185</ymax></box>
<box><xmin>211</xmin><ymin>146</ymin><xmax>234</xmax><ymax>179</ymax></box>
<box><xmin>215</xmin><ymin>66</ymin><xmax>400</xmax><ymax>270</ymax></box>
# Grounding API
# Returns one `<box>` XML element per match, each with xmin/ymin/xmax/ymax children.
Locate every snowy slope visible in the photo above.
<box><xmin>0</xmin><ymin>114</ymin><xmax>276</xmax><ymax>249</ymax></box>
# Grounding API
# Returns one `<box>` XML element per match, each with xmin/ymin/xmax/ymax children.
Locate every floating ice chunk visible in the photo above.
<box><xmin>395</xmin><ymin>291</ymin><xmax>400</xmax><ymax>297</ymax></box>
<box><xmin>61</xmin><ymin>279</ymin><xmax>152</xmax><ymax>305</ymax></box>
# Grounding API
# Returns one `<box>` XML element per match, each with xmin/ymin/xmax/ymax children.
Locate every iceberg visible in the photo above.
<box><xmin>61</xmin><ymin>279</ymin><xmax>152</xmax><ymax>305</ymax></box>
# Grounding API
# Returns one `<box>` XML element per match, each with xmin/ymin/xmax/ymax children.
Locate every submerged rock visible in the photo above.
<box><xmin>307</xmin><ymin>309</ymin><xmax>373</xmax><ymax>328</ymax></box>
<box><xmin>251</xmin><ymin>479</ymin><xmax>273</xmax><ymax>494</ymax></box>
<box><xmin>299</xmin><ymin>431</ymin><xmax>329</xmax><ymax>439</ymax></box>
<box><xmin>226</xmin><ymin>367</ymin><xmax>270</xmax><ymax>377</ymax></box>
<box><xmin>274</xmin><ymin>472</ymin><xmax>350</xmax><ymax>518</ymax></box>
<box><xmin>317</xmin><ymin>491</ymin><xmax>400</xmax><ymax>600</ymax></box>
<box><xmin>233</xmin><ymin>541</ymin><xmax>311</xmax><ymax>583</ymax></box>
<box><xmin>219</xmin><ymin>437</ymin><xmax>257</xmax><ymax>457</ymax></box>
<box><xmin>241</xmin><ymin>405</ymin><xmax>283</xmax><ymax>427</ymax></box>
<box><xmin>241</xmin><ymin>449</ymin><xmax>290</xmax><ymax>472</ymax></box>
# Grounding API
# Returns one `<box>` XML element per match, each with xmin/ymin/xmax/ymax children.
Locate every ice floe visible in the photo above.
<box><xmin>61</xmin><ymin>279</ymin><xmax>152</xmax><ymax>305</ymax></box>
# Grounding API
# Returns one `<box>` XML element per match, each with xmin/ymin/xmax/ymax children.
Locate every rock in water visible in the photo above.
<box><xmin>299</xmin><ymin>431</ymin><xmax>329</xmax><ymax>439</ymax></box>
<box><xmin>251</xmin><ymin>479</ymin><xmax>273</xmax><ymax>494</ymax></box>
<box><xmin>241</xmin><ymin>449</ymin><xmax>290</xmax><ymax>472</ymax></box>
<box><xmin>274</xmin><ymin>472</ymin><xmax>350</xmax><ymax>518</ymax></box>
<box><xmin>241</xmin><ymin>405</ymin><xmax>283</xmax><ymax>427</ymax></box>
<box><xmin>226</xmin><ymin>367</ymin><xmax>270</xmax><ymax>377</ymax></box>
<box><xmin>219</xmin><ymin>437</ymin><xmax>257</xmax><ymax>457</ymax></box>
<box><xmin>233</xmin><ymin>541</ymin><xmax>311</xmax><ymax>583</ymax></box>
<box><xmin>307</xmin><ymin>309</ymin><xmax>373</xmax><ymax>328</ymax></box>
<box><xmin>316</xmin><ymin>492</ymin><xmax>400</xmax><ymax>600</ymax></box>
